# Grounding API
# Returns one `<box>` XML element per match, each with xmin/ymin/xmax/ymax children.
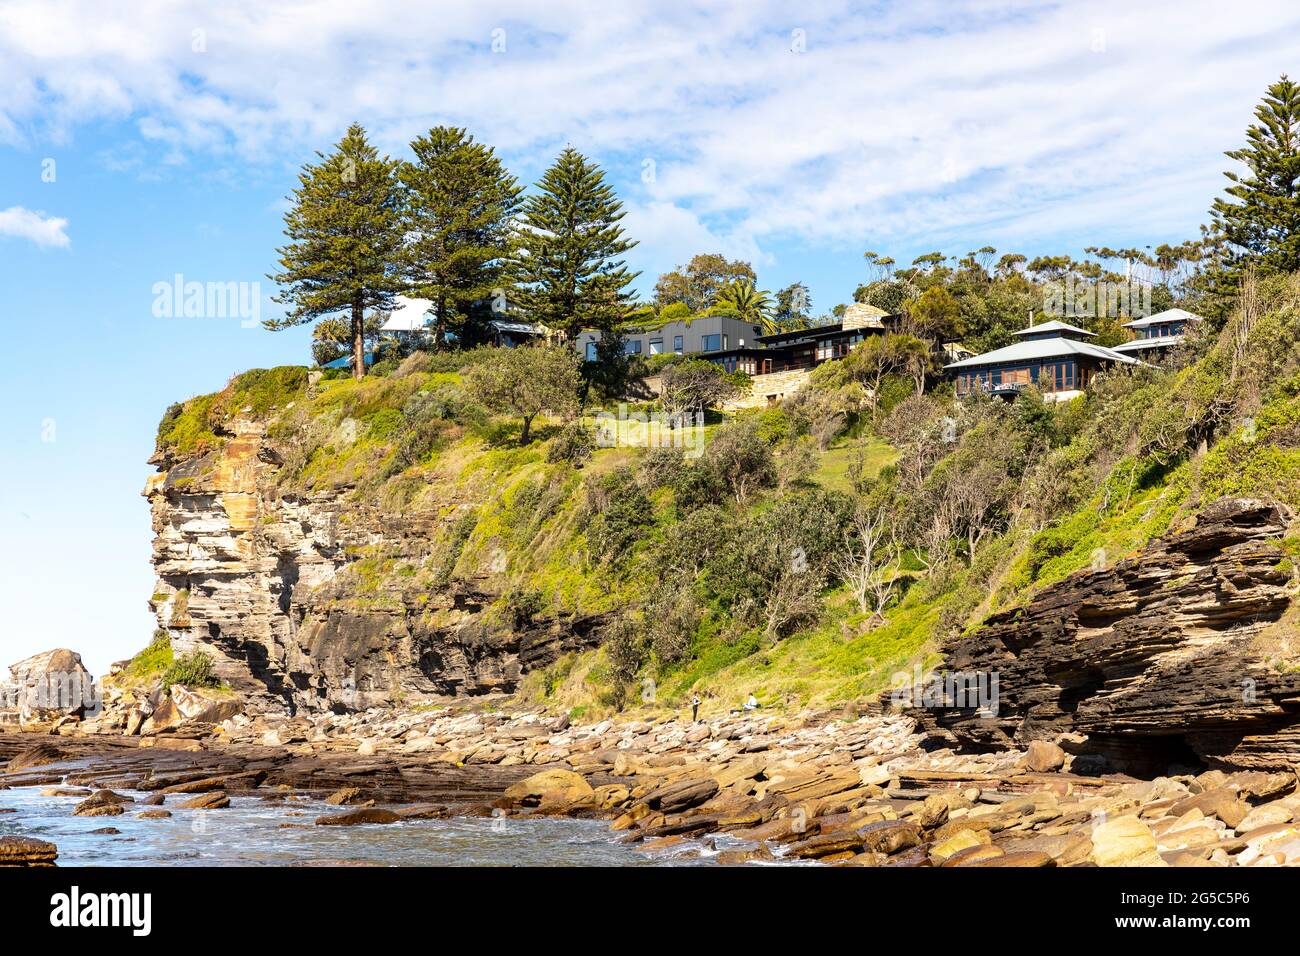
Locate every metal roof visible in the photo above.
<box><xmin>322</xmin><ymin>351</ymin><xmax>378</xmax><ymax>370</ymax></box>
<box><xmin>1123</xmin><ymin>307</ymin><xmax>1203</xmax><ymax>329</ymax></box>
<box><xmin>945</xmin><ymin>335</ymin><xmax>1140</xmax><ymax>370</ymax></box>
<box><xmin>1112</xmin><ymin>335</ymin><xmax>1184</xmax><ymax>353</ymax></box>
<box><xmin>489</xmin><ymin>320</ymin><xmax>544</xmax><ymax>335</ymax></box>
<box><xmin>1012</xmin><ymin>320</ymin><xmax>1094</xmax><ymax>338</ymax></box>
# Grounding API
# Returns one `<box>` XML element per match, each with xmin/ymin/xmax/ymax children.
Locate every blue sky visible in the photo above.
<box><xmin>2</xmin><ymin>0</ymin><xmax>1298</xmax><ymax>674</ymax></box>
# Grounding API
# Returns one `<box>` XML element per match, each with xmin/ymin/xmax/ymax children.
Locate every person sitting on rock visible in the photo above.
<box><xmin>743</xmin><ymin>692</ymin><xmax>760</xmax><ymax>711</ymax></box>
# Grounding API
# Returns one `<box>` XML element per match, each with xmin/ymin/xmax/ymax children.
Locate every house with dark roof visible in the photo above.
<box><xmin>575</xmin><ymin>315</ymin><xmax>764</xmax><ymax>363</ymax></box>
<box><xmin>945</xmin><ymin>320</ymin><xmax>1140</xmax><ymax>401</ymax></box>
<box><xmin>575</xmin><ymin>303</ymin><xmax>893</xmax><ymax>378</ymax></box>
<box><xmin>1111</xmin><ymin>307</ymin><xmax>1203</xmax><ymax>360</ymax></box>
<box><xmin>700</xmin><ymin>303</ymin><xmax>893</xmax><ymax>375</ymax></box>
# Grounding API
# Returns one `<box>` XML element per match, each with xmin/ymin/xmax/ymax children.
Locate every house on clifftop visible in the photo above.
<box><xmin>946</xmin><ymin>319</ymin><xmax>1140</xmax><ymax>401</ymax></box>
<box><xmin>1111</xmin><ymin>307</ymin><xmax>1203</xmax><ymax>360</ymax></box>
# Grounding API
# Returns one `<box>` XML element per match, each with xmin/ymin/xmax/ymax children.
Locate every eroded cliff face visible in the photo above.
<box><xmin>905</xmin><ymin>498</ymin><xmax>1300</xmax><ymax>772</ymax></box>
<box><xmin>144</xmin><ymin>421</ymin><xmax>602</xmax><ymax>714</ymax></box>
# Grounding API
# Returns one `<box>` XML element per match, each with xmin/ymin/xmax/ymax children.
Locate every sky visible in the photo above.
<box><xmin>1</xmin><ymin>0</ymin><xmax>1298</xmax><ymax>675</ymax></box>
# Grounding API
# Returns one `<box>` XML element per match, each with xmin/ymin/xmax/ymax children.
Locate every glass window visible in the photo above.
<box><xmin>649</xmin><ymin>339</ymin><xmax>663</xmax><ymax>355</ymax></box>
<box><xmin>585</xmin><ymin>341</ymin><xmax>598</xmax><ymax>361</ymax></box>
<box><xmin>702</xmin><ymin>334</ymin><xmax>721</xmax><ymax>351</ymax></box>
<box><xmin>624</xmin><ymin>340</ymin><xmax>642</xmax><ymax>354</ymax></box>
<box><xmin>673</xmin><ymin>335</ymin><xmax>683</xmax><ymax>353</ymax></box>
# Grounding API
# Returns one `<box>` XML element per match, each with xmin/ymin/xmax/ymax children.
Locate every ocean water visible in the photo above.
<box><xmin>0</xmin><ymin>783</ymin><xmax>759</xmax><ymax>867</ymax></box>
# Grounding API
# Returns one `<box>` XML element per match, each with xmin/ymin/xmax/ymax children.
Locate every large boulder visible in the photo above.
<box><xmin>2</xmin><ymin>648</ymin><xmax>96</xmax><ymax>721</ymax></box>
<box><xmin>1022</xmin><ymin>741</ymin><xmax>1067</xmax><ymax>773</ymax></box>
<box><xmin>0</xmin><ymin>835</ymin><xmax>58</xmax><ymax>867</ymax></box>
<box><xmin>170</xmin><ymin>685</ymin><xmax>242</xmax><ymax>724</ymax></box>
<box><xmin>504</xmin><ymin>768</ymin><xmax>595</xmax><ymax>807</ymax></box>
<box><xmin>139</xmin><ymin>698</ymin><xmax>183</xmax><ymax>735</ymax></box>
<box><xmin>178</xmin><ymin>791</ymin><xmax>230</xmax><ymax>810</ymax></box>
<box><xmin>1090</xmin><ymin>815</ymin><xmax>1165</xmax><ymax>867</ymax></box>
<box><xmin>315</xmin><ymin>808</ymin><xmax>400</xmax><ymax>826</ymax></box>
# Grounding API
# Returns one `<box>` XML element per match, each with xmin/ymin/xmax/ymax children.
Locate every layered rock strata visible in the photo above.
<box><xmin>144</xmin><ymin>422</ymin><xmax>601</xmax><ymax>713</ymax></box>
<box><xmin>903</xmin><ymin>498</ymin><xmax>1300</xmax><ymax>771</ymax></box>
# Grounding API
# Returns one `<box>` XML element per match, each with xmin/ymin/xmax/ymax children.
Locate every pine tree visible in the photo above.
<box><xmin>1211</xmin><ymin>75</ymin><xmax>1300</xmax><ymax>281</ymax></box>
<box><xmin>514</xmin><ymin>147</ymin><xmax>639</xmax><ymax>342</ymax></box>
<box><xmin>399</xmin><ymin>127</ymin><xmax>523</xmax><ymax>349</ymax></box>
<box><xmin>269</xmin><ymin>123</ymin><xmax>403</xmax><ymax>379</ymax></box>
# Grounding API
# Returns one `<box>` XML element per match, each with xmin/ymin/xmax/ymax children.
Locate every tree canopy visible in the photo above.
<box><xmin>270</xmin><ymin>123</ymin><xmax>403</xmax><ymax>379</ymax></box>
<box><xmin>1211</xmin><ymin>75</ymin><xmax>1300</xmax><ymax>286</ymax></box>
<box><xmin>399</xmin><ymin>126</ymin><xmax>523</xmax><ymax>349</ymax></box>
<box><xmin>513</xmin><ymin>147</ymin><xmax>639</xmax><ymax>342</ymax></box>
<box><xmin>464</xmin><ymin>343</ymin><xmax>581</xmax><ymax>444</ymax></box>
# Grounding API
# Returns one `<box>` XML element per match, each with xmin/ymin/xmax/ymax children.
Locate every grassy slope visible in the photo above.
<box><xmin>153</xmin><ymin>300</ymin><xmax>1300</xmax><ymax>720</ymax></box>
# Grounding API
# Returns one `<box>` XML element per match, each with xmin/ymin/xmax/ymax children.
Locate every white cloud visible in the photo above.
<box><xmin>0</xmin><ymin>206</ymin><xmax>70</xmax><ymax>247</ymax></box>
<box><xmin>0</xmin><ymin>0</ymin><xmax>1295</xmax><ymax>263</ymax></box>
<box><xmin>622</xmin><ymin>200</ymin><xmax>766</xmax><ymax>276</ymax></box>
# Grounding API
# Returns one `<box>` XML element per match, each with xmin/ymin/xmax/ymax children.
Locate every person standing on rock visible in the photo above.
<box><xmin>691</xmin><ymin>694</ymin><xmax>701</xmax><ymax>723</ymax></box>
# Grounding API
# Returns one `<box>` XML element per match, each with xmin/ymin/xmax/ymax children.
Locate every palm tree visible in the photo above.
<box><xmin>714</xmin><ymin>279</ymin><xmax>778</xmax><ymax>334</ymax></box>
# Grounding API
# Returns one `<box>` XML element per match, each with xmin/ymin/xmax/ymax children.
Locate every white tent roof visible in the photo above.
<box><xmin>945</xmin><ymin>335</ymin><xmax>1140</xmax><ymax>370</ymax></box>
<box><xmin>381</xmin><ymin>296</ymin><xmax>434</xmax><ymax>331</ymax></box>
<box><xmin>1123</xmin><ymin>307</ymin><xmax>1203</xmax><ymax>329</ymax></box>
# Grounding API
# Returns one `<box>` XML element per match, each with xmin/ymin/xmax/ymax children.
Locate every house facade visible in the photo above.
<box><xmin>946</xmin><ymin>320</ymin><xmax>1140</xmax><ymax>402</ymax></box>
<box><xmin>576</xmin><ymin>303</ymin><xmax>893</xmax><ymax>373</ymax></box>
<box><xmin>576</xmin><ymin>315</ymin><xmax>763</xmax><ymax>362</ymax></box>
<box><xmin>1111</xmin><ymin>307</ymin><xmax>1203</xmax><ymax>359</ymax></box>
<box><xmin>700</xmin><ymin>303</ymin><xmax>893</xmax><ymax>375</ymax></box>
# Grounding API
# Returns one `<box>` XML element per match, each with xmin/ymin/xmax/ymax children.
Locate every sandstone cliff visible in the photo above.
<box><xmin>144</xmin><ymin>418</ymin><xmax>603</xmax><ymax>714</ymax></box>
<box><xmin>904</xmin><ymin>498</ymin><xmax>1300</xmax><ymax>772</ymax></box>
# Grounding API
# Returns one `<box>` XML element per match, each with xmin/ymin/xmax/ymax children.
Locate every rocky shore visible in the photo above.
<box><xmin>6</xmin><ymin>703</ymin><xmax>1300</xmax><ymax>867</ymax></box>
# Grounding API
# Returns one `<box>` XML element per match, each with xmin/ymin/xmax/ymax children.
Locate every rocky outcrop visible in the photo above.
<box><xmin>0</xmin><ymin>835</ymin><xmax>58</xmax><ymax>867</ymax></box>
<box><xmin>0</xmin><ymin>649</ymin><xmax>95</xmax><ymax>726</ymax></box>
<box><xmin>904</xmin><ymin>497</ymin><xmax>1300</xmax><ymax>772</ymax></box>
<box><xmin>144</xmin><ymin>422</ymin><xmax>603</xmax><ymax>714</ymax></box>
<box><xmin>11</xmin><ymin>702</ymin><xmax>1300</xmax><ymax>865</ymax></box>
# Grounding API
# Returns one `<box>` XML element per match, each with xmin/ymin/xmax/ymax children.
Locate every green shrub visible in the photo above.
<box><xmin>658</xmin><ymin>302</ymin><xmax>693</xmax><ymax>323</ymax></box>
<box><xmin>603</xmin><ymin>615</ymin><xmax>648</xmax><ymax>707</ymax></box>
<box><xmin>161</xmin><ymin>650</ymin><xmax>220</xmax><ymax>692</ymax></box>
<box><xmin>127</xmin><ymin>630</ymin><xmax>175</xmax><ymax>679</ymax></box>
<box><xmin>547</xmin><ymin>420</ymin><xmax>596</xmax><ymax>466</ymax></box>
<box><xmin>366</xmin><ymin>407</ymin><xmax>405</xmax><ymax>441</ymax></box>
<box><xmin>669</xmin><ymin>459</ymin><xmax>726</xmax><ymax>514</ymax></box>
<box><xmin>753</xmin><ymin>406</ymin><xmax>792</xmax><ymax>444</ymax></box>
<box><xmin>705</xmin><ymin>419</ymin><xmax>776</xmax><ymax>504</ymax></box>
<box><xmin>584</xmin><ymin>467</ymin><xmax>654</xmax><ymax>566</ymax></box>
<box><xmin>504</xmin><ymin>588</ymin><xmax>546</xmax><ymax>628</ymax></box>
